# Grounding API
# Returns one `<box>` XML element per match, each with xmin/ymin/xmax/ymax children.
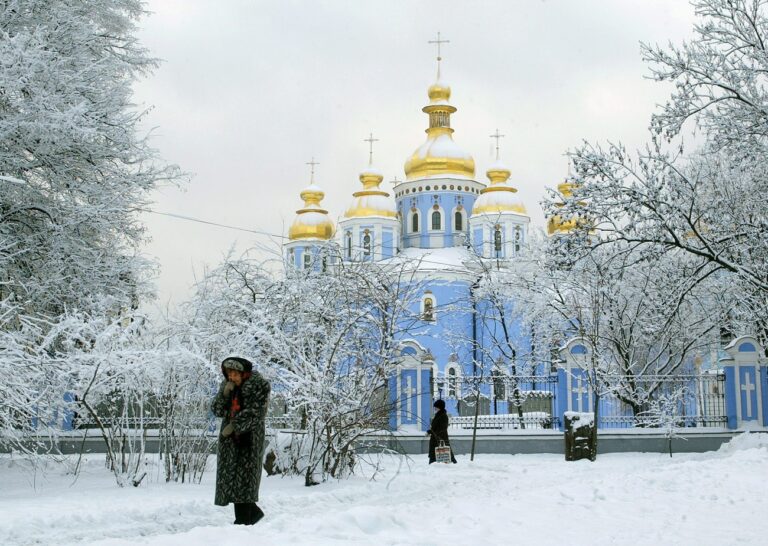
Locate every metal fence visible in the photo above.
<box><xmin>597</xmin><ymin>373</ymin><xmax>727</xmax><ymax>429</ymax></box>
<box><xmin>443</xmin><ymin>372</ymin><xmax>727</xmax><ymax>431</ymax></box>
<box><xmin>447</xmin><ymin>375</ymin><xmax>560</xmax><ymax>431</ymax></box>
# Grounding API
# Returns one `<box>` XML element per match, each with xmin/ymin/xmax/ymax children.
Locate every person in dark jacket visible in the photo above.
<box><xmin>212</xmin><ymin>356</ymin><xmax>271</xmax><ymax>525</ymax></box>
<box><xmin>427</xmin><ymin>399</ymin><xmax>457</xmax><ymax>464</ymax></box>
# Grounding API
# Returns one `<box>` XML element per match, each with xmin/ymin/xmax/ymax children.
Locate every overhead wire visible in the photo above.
<box><xmin>140</xmin><ymin>206</ymin><xmax>526</xmax><ymax>270</ymax></box>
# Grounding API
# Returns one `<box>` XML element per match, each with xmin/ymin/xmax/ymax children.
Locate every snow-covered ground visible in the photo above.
<box><xmin>2</xmin><ymin>433</ymin><xmax>768</xmax><ymax>546</ymax></box>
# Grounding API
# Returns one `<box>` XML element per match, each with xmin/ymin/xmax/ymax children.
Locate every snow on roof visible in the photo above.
<box><xmin>417</xmin><ymin>133</ymin><xmax>472</xmax><ymax>160</ymax></box>
<box><xmin>293</xmin><ymin>211</ymin><xmax>331</xmax><ymax>226</ymax></box>
<box><xmin>384</xmin><ymin>246</ymin><xmax>474</xmax><ymax>272</ymax></box>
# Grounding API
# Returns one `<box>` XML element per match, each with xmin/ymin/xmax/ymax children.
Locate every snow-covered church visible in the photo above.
<box><xmin>279</xmin><ymin>46</ymin><xmax>577</xmax><ymax>432</ymax></box>
<box><xmin>279</xmin><ymin>47</ymin><xmax>768</xmax><ymax>435</ymax></box>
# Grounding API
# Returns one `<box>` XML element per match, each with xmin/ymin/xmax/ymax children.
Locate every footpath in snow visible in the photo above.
<box><xmin>1</xmin><ymin>433</ymin><xmax>768</xmax><ymax>546</ymax></box>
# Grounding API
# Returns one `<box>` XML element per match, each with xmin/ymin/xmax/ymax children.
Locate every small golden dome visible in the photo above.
<box><xmin>344</xmin><ymin>166</ymin><xmax>397</xmax><ymax>218</ymax></box>
<box><xmin>288</xmin><ymin>184</ymin><xmax>335</xmax><ymax>241</ymax></box>
<box><xmin>547</xmin><ymin>180</ymin><xmax>586</xmax><ymax>235</ymax></box>
<box><xmin>471</xmin><ymin>160</ymin><xmax>527</xmax><ymax>216</ymax></box>
<box><xmin>403</xmin><ymin>77</ymin><xmax>475</xmax><ymax>181</ymax></box>
<box><xmin>428</xmin><ymin>80</ymin><xmax>451</xmax><ymax>103</ymax></box>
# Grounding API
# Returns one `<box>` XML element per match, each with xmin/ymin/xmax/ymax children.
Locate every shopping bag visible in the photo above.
<box><xmin>435</xmin><ymin>441</ymin><xmax>452</xmax><ymax>464</ymax></box>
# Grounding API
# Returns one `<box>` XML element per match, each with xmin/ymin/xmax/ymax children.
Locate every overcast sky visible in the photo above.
<box><xmin>133</xmin><ymin>0</ymin><xmax>697</xmax><ymax>311</ymax></box>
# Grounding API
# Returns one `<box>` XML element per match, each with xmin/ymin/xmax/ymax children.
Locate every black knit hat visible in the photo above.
<box><xmin>221</xmin><ymin>356</ymin><xmax>253</xmax><ymax>377</ymax></box>
<box><xmin>433</xmin><ymin>399</ymin><xmax>445</xmax><ymax>410</ymax></box>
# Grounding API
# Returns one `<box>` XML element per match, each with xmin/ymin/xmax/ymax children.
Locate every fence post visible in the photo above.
<box><xmin>558</xmin><ymin>338</ymin><xmax>593</xmax><ymax>430</ymax></box>
<box><xmin>721</xmin><ymin>336</ymin><xmax>766</xmax><ymax>429</ymax></box>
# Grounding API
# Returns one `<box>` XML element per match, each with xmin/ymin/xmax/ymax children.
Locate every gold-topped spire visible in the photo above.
<box><xmin>344</xmin><ymin>134</ymin><xmax>397</xmax><ymax>219</ymax></box>
<box><xmin>403</xmin><ymin>34</ymin><xmax>475</xmax><ymax>181</ymax></box>
<box><xmin>288</xmin><ymin>160</ymin><xmax>335</xmax><ymax>240</ymax></box>
<box><xmin>471</xmin><ymin>131</ymin><xmax>527</xmax><ymax>216</ymax></box>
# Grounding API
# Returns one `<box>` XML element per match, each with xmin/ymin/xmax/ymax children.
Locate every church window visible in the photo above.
<box><xmin>494</xmin><ymin>226</ymin><xmax>502</xmax><ymax>254</ymax></box>
<box><xmin>454</xmin><ymin>211</ymin><xmax>463</xmax><ymax>232</ymax></box>
<box><xmin>442</xmin><ymin>185</ymin><xmax>447</xmax><ymax>190</ymax></box>
<box><xmin>411</xmin><ymin>211</ymin><xmax>419</xmax><ymax>233</ymax></box>
<box><xmin>514</xmin><ymin>226</ymin><xmax>521</xmax><ymax>253</ymax></box>
<box><xmin>431</xmin><ymin>210</ymin><xmax>441</xmax><ymax>230</ymax></box>
<box><xmin>303</xmin><ymin>249</ymin><xmax>311</xmax><ymax>269</ymax></box>
<box><xmin>423</xmin><ymin>296</ymin><xmax>434</xmax><ymax>322</ymax></box>
<box><xmin>447</xmin><ymin>367</ymin><xmax>457</xmax><ymax>398</ymax></box>
<box><xmin>363</xmin><ymin>232</ymin><xmax>371</xmax><ymax>256</ymax></box>
<box><xmin>345</xmin><ymin>231</ymin><xmax>352</xmax><ymax>259</ymax></box>
<box><xmin>426</xmin><ymin>185</ymin><xmax>431</xmax><ymax>191</ymax></box>
<box><xmin>450</xmin><ymin>185</ymin><xmax>454</xmax><ymax>190</ymax></box>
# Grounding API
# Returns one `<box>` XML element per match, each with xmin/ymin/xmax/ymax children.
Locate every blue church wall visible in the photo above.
<box><xmin>396</xmin><ymin>187</ymin><xmax>478</xmax><ymax>249</ymax></box>
<box><xmin>472</xmin><ymin>228</ymin><xmax>483</xmax><ymax>253</ymax></box>
<box><xmin>382</xmin><ymin>228</ymin><xmax>394</xmax><ymax>258</ymax></box>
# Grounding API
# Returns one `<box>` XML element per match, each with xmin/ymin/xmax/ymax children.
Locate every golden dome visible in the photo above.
<box><xmin>344</xmin><ymin>166</ymin><xmax>397</xmax><ymax>218</ymax></box>
<box><xmin>288</xmin><ymin>184</ymin><xmax>335</xmax><ymax>241</ymax></box>
<box><xmin>428</xmin><ymin>80</ymin><xmax>451</xmax><ymax>103</ymax></box>
<box><xmin>547</xmin><ymin>180</ymin><xmax>586</xmax><ymax>235</ymax></box>
<box><xmin>403</xmin><ymin>78</ymin><xmax>475</xmax><ymax>180</ymax></box>
<box><xmin>471</xmin><ymin>160</ymin><xmax>527</xmax><ymax>216</ymax></box>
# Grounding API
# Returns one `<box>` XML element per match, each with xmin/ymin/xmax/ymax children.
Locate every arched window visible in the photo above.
<box><xmin>363</xmin><ymin>232</ymin><xmax>371</xmax><ymax>256</ymax></box>
<box><xmin>454</xmin><ymin>210</ymin><xmax>463</xmax><ymax>231</ymax></box>
<box><xmin>345</xmin><ymin>231</ymin><xmax>352</xmax><ymax>259</ymax></box>
<box><xmin>411</xmin><ymin>211</ymin><xmax>419</xmax><ymax>233</ymax></box>
<box><xmin>423</xmin><ymin>297</ymin><xmax>434</xmax><ymax>322</ymax></box>
<box><xmin>448</xmin><ymin>367</ymin><xmax>457</xmax><ymax>398</ymax></box>
<box><xmin>303</xmin><ymin>249</ymin><xmax>311</xmax><ymax>269</ymax></box>
<box><xmin>514</xmin><ymin>226</ymin><xmax>521</xmax><ymax>253</ymax></box>
<box><xmin>494</xmin><ymin>226</ymin><xmax>502</xmax><ymax>254</ymax></box>
<box><xmin>431</xmin><ymin>210</ymin><xmax>441</xmax><ymax>230</ymax></box>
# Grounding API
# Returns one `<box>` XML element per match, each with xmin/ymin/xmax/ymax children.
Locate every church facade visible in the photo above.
<box><xmin>282</xmin><ymin>56</ymin><xmax>544</xmax><ymax>431</ymax></box>
<box><xmin>280</xmin><ymin>56</ymin><xmax>768</xmax><ymax>435</ymax></box>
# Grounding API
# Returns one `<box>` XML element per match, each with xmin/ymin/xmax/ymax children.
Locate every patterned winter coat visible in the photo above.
<box><xmin>212</xmin><ymin>369</ymin><xmax>270</xmax><ymax>505</ymax></box>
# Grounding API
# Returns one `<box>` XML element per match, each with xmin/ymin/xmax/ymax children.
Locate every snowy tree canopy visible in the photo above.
<box><xmin>0</xmin><ymin>0</ymin><xmax>181</xmax><ymax>453</ymax></box>
<box><xmin>547</xmin><ymin>0</ymin><xmax>768</xmax><ymax>351</ymax></box>
<box><xmin>0</xmin><ymin>0</ymin><xmax>180</xmax><ymax>318</ymax></box>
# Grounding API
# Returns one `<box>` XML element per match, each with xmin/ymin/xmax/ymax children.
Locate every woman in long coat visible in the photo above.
<box><xmin>212</xmin><ymin>356</ymin><xmax>271</xmax><ymax>525</ymax></box>
<box><xmin>427</xmin><ymin>399</ymin><xmax>457</xmax><ymax>464</ymax></box>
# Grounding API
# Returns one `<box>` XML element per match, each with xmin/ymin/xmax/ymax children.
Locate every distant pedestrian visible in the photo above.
<box><xmin>212</xmin><ymin>356</ymin><xmax>271</xmax><ymax>525</ymax></box>
<box><xmin>427</xmin><ymin>399</ymin><xmax>457</xmax><ymax>464</ymax></box>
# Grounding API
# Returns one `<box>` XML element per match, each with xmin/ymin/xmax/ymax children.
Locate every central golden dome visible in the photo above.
<box><xmin>403</xmin><ymin>79</ymin><xmax>475</xmax><ymax>180</ymax></box>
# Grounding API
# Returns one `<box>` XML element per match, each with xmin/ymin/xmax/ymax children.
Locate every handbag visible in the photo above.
<box><xmin>435</xmin><ymin>440</ymin><xmax>452</xmax><ymax>464</ymax></box>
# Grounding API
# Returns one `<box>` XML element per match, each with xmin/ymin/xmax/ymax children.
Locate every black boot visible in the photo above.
<box><xmin>233</xmin><ymin>503</ymin><xmax>248</xmax><ymax>525</ymax></box>
<box><xmin>245</xmin><ymin>503</ymin><xmax>264</xmax><ymax>525</ymax></box>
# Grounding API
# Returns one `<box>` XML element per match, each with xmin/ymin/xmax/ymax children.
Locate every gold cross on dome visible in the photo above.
<box><xmin>490</xmin><ymin>129</ymin><xmax>505</xmax><ymax>160</ymax></box>
<box><xmin>363</xmin><ymin>133</ymin><xmax>379</xmax><ymax>165</ymax></box>
<box><xmin>306</xmin><ymin>157</ymin><xmax>319</xmax><ymax>183</ymax></box>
